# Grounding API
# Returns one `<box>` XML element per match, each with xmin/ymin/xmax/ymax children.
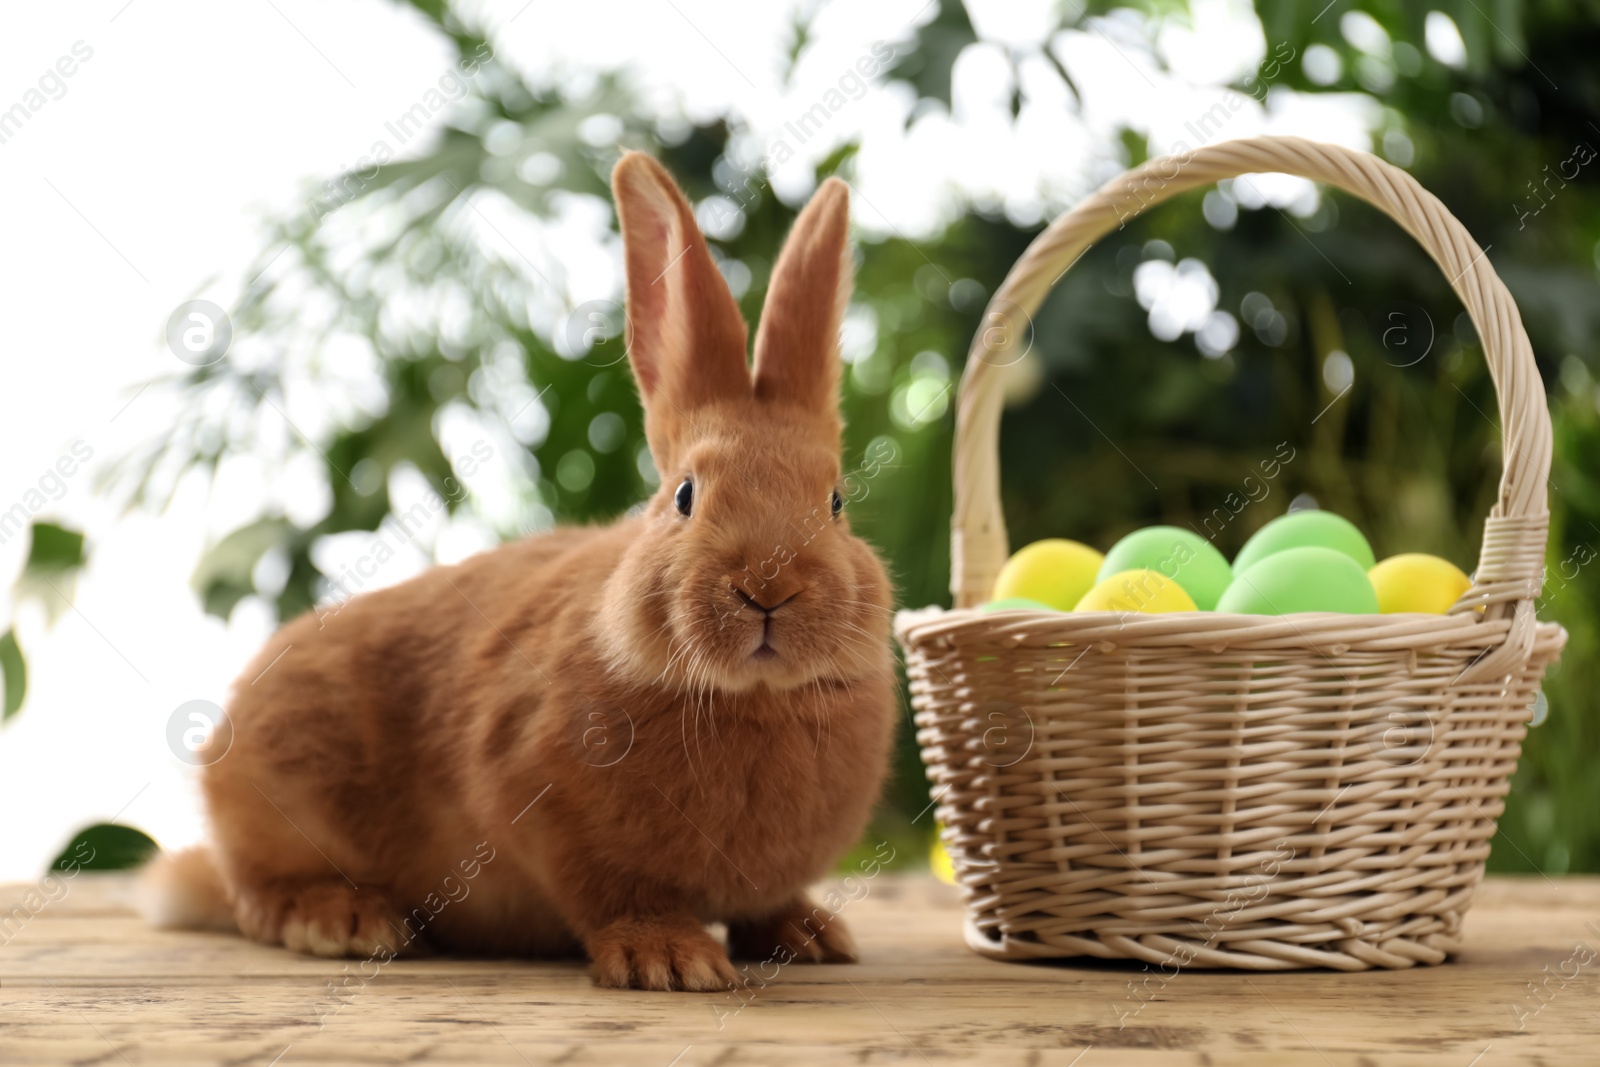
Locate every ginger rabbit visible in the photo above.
<box><xmin>139</xmin><ymin>152</ymin><xmax>898</xmax><ymax>992</ymax></box>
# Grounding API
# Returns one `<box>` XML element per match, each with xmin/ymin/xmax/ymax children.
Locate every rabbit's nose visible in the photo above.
<box><xmin>732</xmin><ymin>588</ymin><xmax>796</xmax><ymax>614</ymax></box>
<box><xmin>729</xmin><ymin>573</ymin><xmax>805</xmax><ymax>613</ymax></box>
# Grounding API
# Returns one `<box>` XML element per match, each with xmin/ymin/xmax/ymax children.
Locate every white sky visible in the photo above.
<box><xmin>0</xmin><ymin>0</ymin><xmax>1384</xmax><ymax>879</ymax></box>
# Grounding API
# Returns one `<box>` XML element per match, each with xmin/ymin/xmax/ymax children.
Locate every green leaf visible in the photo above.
<box><xmin>50</xmin><ymin>823</ymin><xmax>159</xmax><ymax>872</ymax></box>
<box><xmin>11</xmin><ymin>522</ymin><xmax>89</xmax><ymax>625</ymax></box>
<box><xmin>191</xmin><ymin>517</ymin><xmax>293</xmax><ymax>620</ymax></box>
<box><xmin>24</xmin><ymin>521</ymin><xmax>86</xmax><ymax>575</ymax></box>
<box><xmin>0</xmin><ymin>629</ymin><xmax>24</xmax><ymax>722</ymax></box>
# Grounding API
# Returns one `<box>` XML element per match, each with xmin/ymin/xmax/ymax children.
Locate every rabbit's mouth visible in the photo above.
<box><xmin>750</xmin><ymin>618</ymin><xmax>780</xmax><ymax>660</ymax></box>
<box><xmin>729</xmin><ymin>583</ymin><xmax>798</xmax><ymax>663</ymax></box>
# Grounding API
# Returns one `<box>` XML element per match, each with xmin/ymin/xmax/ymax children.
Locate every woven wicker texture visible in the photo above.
<box><xmin>896</xmin><ymin>136</ymin><xmax>1567</xmax><ymax>970</ymax></box>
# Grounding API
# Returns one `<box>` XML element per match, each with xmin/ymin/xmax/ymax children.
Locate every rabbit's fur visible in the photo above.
<box><xmin>140</xmin><ymin>154</ymin><xmax>898</xmax><ymax>991</ymax></box>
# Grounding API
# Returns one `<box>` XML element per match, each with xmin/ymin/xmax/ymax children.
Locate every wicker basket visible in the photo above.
<box><xmin>896</xmin><ymin>136</ymin><xmax>1567</xmax><ymax>971</ymax></box>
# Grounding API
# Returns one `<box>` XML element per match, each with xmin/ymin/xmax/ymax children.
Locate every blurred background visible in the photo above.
<box><xmin>2</xmin><ymin>0</ymin><xmax>1597</xmax><ymax>880</ymax></box>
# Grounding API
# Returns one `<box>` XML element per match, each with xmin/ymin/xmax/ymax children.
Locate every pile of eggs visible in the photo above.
<box><xmin>985</xmin><ymin>510</ymin><xmax>1473</xmax><ymax>616</ymax></box>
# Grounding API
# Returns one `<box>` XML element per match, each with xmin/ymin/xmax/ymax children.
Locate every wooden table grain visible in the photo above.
<box><xmin>1</xmin><ymin>873</ymin><xmax>1596</xmax><ymax>1065</ymax></box>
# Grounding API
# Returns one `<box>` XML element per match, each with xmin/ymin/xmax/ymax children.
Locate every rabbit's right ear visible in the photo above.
<box><xmin>612</xmin><ymin>153</ymin><xmax>749</xmax><ymax>453</ymax></box>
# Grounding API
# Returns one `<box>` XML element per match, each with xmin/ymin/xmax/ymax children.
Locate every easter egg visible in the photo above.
<box><xmin>931</xmin><ymin>830</ymin><xmax>957</xmax><ymax>886</ymax></box>
<box><xmin>981</xmin><ymin>597</ymin><xmax>1057</xmax><ymax>612</ymax></box>
<box><xmin>1232</xmin><ymin>510</ymin><xmax>1376</xmax><ymax>575</ymax></box>
<box><xmin>990</xmin><ymin>539</ymin><xmax>1105</xmax><ymax>611</ymax></box>
<box><xmin>1074</xmin><ymin>569</ymin><xmax>1198</xmax><ymax>613</ymax></box>
<box><xmin>1368</xmin><ymin>553</ymin><xmax>1472</xmax><ymax>614</ymax></box>
<box><xmin>1098</xmin><ymin>526</ymin><xmax>1233</xmax><ymax>610</ymax></box>
<box><xmin>1216</xmin><ymin>546</ymin><xmax>1379</xmax><ymax>615</ymax></box>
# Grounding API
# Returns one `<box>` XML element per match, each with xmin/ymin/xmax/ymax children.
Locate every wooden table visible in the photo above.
<box><xmin>2</xmin><ymin>873</ymin><xmax>1596</xmax><ymax>1065</ymax></box>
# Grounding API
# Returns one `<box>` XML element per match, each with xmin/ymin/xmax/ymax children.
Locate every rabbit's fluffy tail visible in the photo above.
<box><xmin>134</xmin><ymin>846</ymin><xmax>237</xmax><ymax>932</ymax></box>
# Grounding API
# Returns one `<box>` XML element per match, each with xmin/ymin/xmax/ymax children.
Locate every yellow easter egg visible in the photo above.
<box><xmin>1073</xmin><ymin>569</ymin><xmax>1198</xmax><ymax>613</ymax></box>
<box><xmin>990</xmin><ymin>539</ymin><xmax>1105</xmax><ymax>611</ymax></box>
<box><xmin>931</xmin><ymin>830</ymin><xmax>956</xmax><ymax>886</ymax></box>
<box><xmin>1368</xmin><ymin>553</ymin><xmax>1472</xmax><ymax>614</ymax></box>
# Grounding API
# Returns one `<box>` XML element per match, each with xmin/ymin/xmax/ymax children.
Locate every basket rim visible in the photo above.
<box><xmin>895</xmin><ymin>603</ymin><xmax>1567</xmax><ymax>658</ymax></box>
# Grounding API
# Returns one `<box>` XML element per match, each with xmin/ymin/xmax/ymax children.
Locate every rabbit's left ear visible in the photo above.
<box><xmin>751</xmin><ymin>178</ymin><xmax>852</xmax><ymax>413</ymax></box>
<box><xmin>612</xmin><ymin>152</ymin><xmax>750</xmax><ymax>416</ymax></box>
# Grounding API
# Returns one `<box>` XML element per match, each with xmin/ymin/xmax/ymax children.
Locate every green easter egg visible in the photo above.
<box><xmin>1097</xmin><ymin>526</ymin><xmax>1233</xmax><ymax>610</ymax></box>
<box><xmin>1216</xmin><ymin>546</ymin><xmax>1379</xmax><ymax>615</ymax></box>
<box><xmin>1232</xmin><ymin>510</ymin><xmax>1376</xmax><ymax>575</ymax></box>
<box><xmin>981</xmin><ymin>597</ymin><xmax>1057</xmax><ymax>612</ymax></box>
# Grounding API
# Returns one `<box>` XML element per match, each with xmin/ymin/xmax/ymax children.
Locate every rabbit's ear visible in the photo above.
<box><xmin>612</xmin><ymin>152</ymin><xmax>749</xmax><ymax>416</ymax></box>
<box><xmin>751</xmin><ymin>177</ymin><xmax>852</xmax><ymax>413</ymax></box>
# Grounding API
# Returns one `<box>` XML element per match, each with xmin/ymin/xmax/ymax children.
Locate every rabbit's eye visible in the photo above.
<box><xmin>831</xmin><ymin>488</ymin><xmax>843</xmax><ymax>519</ymax></box>
<box><xmin>675</xmin><ymin>478</ymin><xmax>694</xmax><ymax>517</ymax></box>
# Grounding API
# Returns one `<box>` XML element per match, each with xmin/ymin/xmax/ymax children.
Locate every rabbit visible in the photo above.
<box><xmin>137</xmin><ymin>152</ymin><xmax>899</xmax><ymax>992</ymax></box>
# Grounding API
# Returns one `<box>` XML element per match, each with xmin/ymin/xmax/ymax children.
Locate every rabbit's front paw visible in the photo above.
<box><xmin>728</xmin><ymin>898</ymin><xmax>858</xmax><ymax>964</ymax></box>
<box><xmin>239</xmin><ymin>881</ymin><xmax>407</xmax><ymax>959</ymax></box>
<box><xmin>587</xmin><ymin>916</ymin><xmax>738</xmax><ymax>992</ymax></box>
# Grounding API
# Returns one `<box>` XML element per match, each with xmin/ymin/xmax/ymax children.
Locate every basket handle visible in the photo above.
<box><xmin>951</xmin><ymin>136</ymin><xmax>1550</xmax><ymax>674</ymax></box>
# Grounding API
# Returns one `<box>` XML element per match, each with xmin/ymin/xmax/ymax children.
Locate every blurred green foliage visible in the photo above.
<box><xmin>1</xmin><ymin>519</ymin><xmax>88</xmax><ymax>723</ymax></box>
<box><xmin>49</xmin><ymin>823</ymin><xmax>158</xmax><ymax>873</ymax></box>
<box><xmin>115</xmin><ymin>1</ymin><xmax>1600</xmax><ymax>873</ymax></box>
<box><xmin>0</xmin><ymin>629</ymin><xmax>23</xmax><ymax>723</ymax></box>
<box><xmin>23</xmin><ymin>521</ymin><xmax>86</xmax><ymax>584</ymax></box>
